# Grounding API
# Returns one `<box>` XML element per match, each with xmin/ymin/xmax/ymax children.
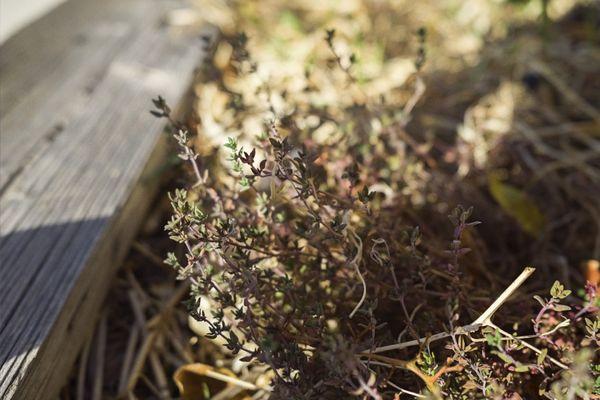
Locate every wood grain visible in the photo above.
<box><xmin>0</xmin><ymin>0</ymin><xmax>212</xmax><ymax>398</ymax></box>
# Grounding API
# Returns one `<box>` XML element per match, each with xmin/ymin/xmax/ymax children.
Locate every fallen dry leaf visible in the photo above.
<box><xmin>173</xmin><ymin>363</ymin><xmax>253</xmax><ymax>400</ymax></box>
<box><xmin>488</xmin><ymin>172</ymin><xmax>546</xmax><ymax>237</ymax></box>
<box><xmin>581</xmin><ymin>259</ymin><xmax>600</xmax><ymax>290</ymax></box>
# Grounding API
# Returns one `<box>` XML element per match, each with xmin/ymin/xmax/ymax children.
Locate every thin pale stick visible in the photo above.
<box><xmin>149</xmin><ymin>351</ymin><xmax>170</xmax><ymax>399</ymax></box>
<box><xmin>118</xmin><ymin>324</ymin><xmax>140</xmax><ymax>393</ymax></box>
<box><xmin>124</xmin><ymin>330</ymin><xmax>159</xmax><ymax>394</ymax></box>
<box><xmin>348</xmin><ymin>230</ymin><xmax>366</xmax><ymax>319</ymax></box>
<box><xmin>487</xmin><ymin>322</ymin><xmax>568</xmax><ymax>370</ymax></box>
<box><xmin>202</xmin><ymin>369</ymin><xmax>259</xmax><ymax>390</ymax></box>
<box><xmin>474</xmin><ymin>267</ymin><xmax>536</xmax><ymax>325</ymax></box>
<box><xmin>368</xmin><ymin>267</ymin><xmax>535</xmax><ymax>354</ymax></box>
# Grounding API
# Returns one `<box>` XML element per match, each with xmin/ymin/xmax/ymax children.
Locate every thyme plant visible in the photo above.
<box><xmin>153</xmin><ymin>28</ymin><xmax>598</xmax><ymax>399</ymax></box>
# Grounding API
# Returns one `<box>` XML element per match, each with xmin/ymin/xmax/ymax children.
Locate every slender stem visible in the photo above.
<box><xmin>348</xmin><ymin>229</ymin><xmax>366</xmax><ymax>319</ymax></box>
<box><xmin>474</xmin><ymin>267</ymin><xmax>536</xmax><ymax>325</ymax></box>
<box><xmin>367</xmin><ymin>267</ymin><xmax>536</xmax><ymax>353</ymax></box>
<box><xmin>188</xmin><ymin>156</ymin><xmax>203</xmax><ymax>186</ymax></box>
<box><xmin>487</xmin><ymin>322</ymin><xmax>568</xmax><ymax>370</ymax></box>
<box><xmin>364</xmin><ymin>267</ymin><xmax>569</xmax><ymax>371</ymax></box>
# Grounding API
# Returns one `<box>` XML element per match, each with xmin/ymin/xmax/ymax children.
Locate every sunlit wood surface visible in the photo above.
<box><xmin>0</xmin><ymin>0</ymin><xmax>210</xmax><ymax>397</ymax></box>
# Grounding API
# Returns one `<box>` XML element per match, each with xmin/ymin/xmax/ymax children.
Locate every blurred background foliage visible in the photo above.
<box><xmin>187</xmin><ymin>0</ymin><xmax>599</xmax><ymax>280</ymax></box>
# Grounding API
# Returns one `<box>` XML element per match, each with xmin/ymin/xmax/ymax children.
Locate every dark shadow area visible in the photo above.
<box><xmin>0</xmin><ymin>217</ymin><xmax>119</xmax><ymax>398</ymax></box>
<box><xmin>400</xmin><ymin>2</ymin><xmax>600</xmax><ymax>290</ymax></box>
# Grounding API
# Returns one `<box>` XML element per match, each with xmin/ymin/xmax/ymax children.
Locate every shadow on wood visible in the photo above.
<box><xmin>0</xmin><ymin>0</ymin><xmax>215</xmax><ymax>397</ymax></box>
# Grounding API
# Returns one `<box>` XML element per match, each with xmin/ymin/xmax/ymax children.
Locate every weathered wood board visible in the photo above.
<box><xmin>0</xmin><ymin>0</ymin><xmax>211</xmax><ymax>398</ymax></box>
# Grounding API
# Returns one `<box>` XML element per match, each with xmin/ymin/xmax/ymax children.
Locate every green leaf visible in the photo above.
<box><xmin>533</xmin><ymin>295</ymin><xmax>546</xmax><ymax>307</ymax></box>
<box><xmin>550</xmin><ymin>280</ymin><xmax>563</xmax><ymax>298</ymax></box>
<box><xmin>488</xmin><ymin>172</ymin><xmax>545</xmax><ymax>236</ymax></box>
<box><xmin>492</xmin><ymin>350</ymin><xmax>513</xmax><ymax>365</ymax></box>
<box><xmin>537</xmin><ymin>348</ymin><xmax>547</xmax><ymax>365</ymax></box>
<box><xmin>553</xmin><ymin>304</ymin><xmax>571</xmax><ymax>312</ymax></box>
<box><xmin>224</xmin><ymin>137</ymin><xmax>238</xmax><ymax>150</ymax></box>
<box><xmin>514</xmin><ymin>364</ymin><xmax>530</xmax><ymax>373</ymax></box>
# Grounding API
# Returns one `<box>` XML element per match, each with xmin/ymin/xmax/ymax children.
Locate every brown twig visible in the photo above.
<box><xmin>124</xmin><ymin>330</ymin><xmax>160</xmax><ymax>395</ymax></box>
<box><xmin>118</xmin><ymin>324</ymin><xmax>140</xmax><ymax>394</ymax></box>
<box><xmin>92</xmin><ymin>314</ymin><xmax>107</xmax><ymax>400</ymax></box>
<box><xmin>77</xmin><ymin>335</ymin><xmax>92</xmax><ymax>400</ymax></box>
<box><xmin>147</xmin><ymin>282</ymin><xmax>191</xmax><ymax>329</ymax></box>
<box><xmin>149</xmin><ymin>352</ymin><xmax>170</xmax><ymax>399</ymax></box>
<box><xmin>363</xmin><ymin>267</ymin><xmax>569</xmax><ymax>370</ymax></box>
<box><xmin>132</xmin><ymin>241</ymin><xmax>169</xmax><ymax>269</ymax></box>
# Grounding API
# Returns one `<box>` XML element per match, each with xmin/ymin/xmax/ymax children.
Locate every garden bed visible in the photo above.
<box><xmin>60</xmin><ymin>1</ymin><xmax>599</xmax><ymax>399</ymax></box>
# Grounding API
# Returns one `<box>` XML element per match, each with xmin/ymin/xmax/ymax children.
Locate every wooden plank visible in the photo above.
<box><xmin>0</xmin><ymin>0</ymin><xmax>155</xmax><ymax>190</ymax></box>
<box><xmin>0</xmin><ymin>0</ymin><xmax>212</xmax><ymax>397</ymax></box>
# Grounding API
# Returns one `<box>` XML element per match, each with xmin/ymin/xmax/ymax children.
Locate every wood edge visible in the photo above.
<box><xmin>8</xmin><ymin>92</ymin><xmax>193</xmax><ymax>399</ymax></box>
